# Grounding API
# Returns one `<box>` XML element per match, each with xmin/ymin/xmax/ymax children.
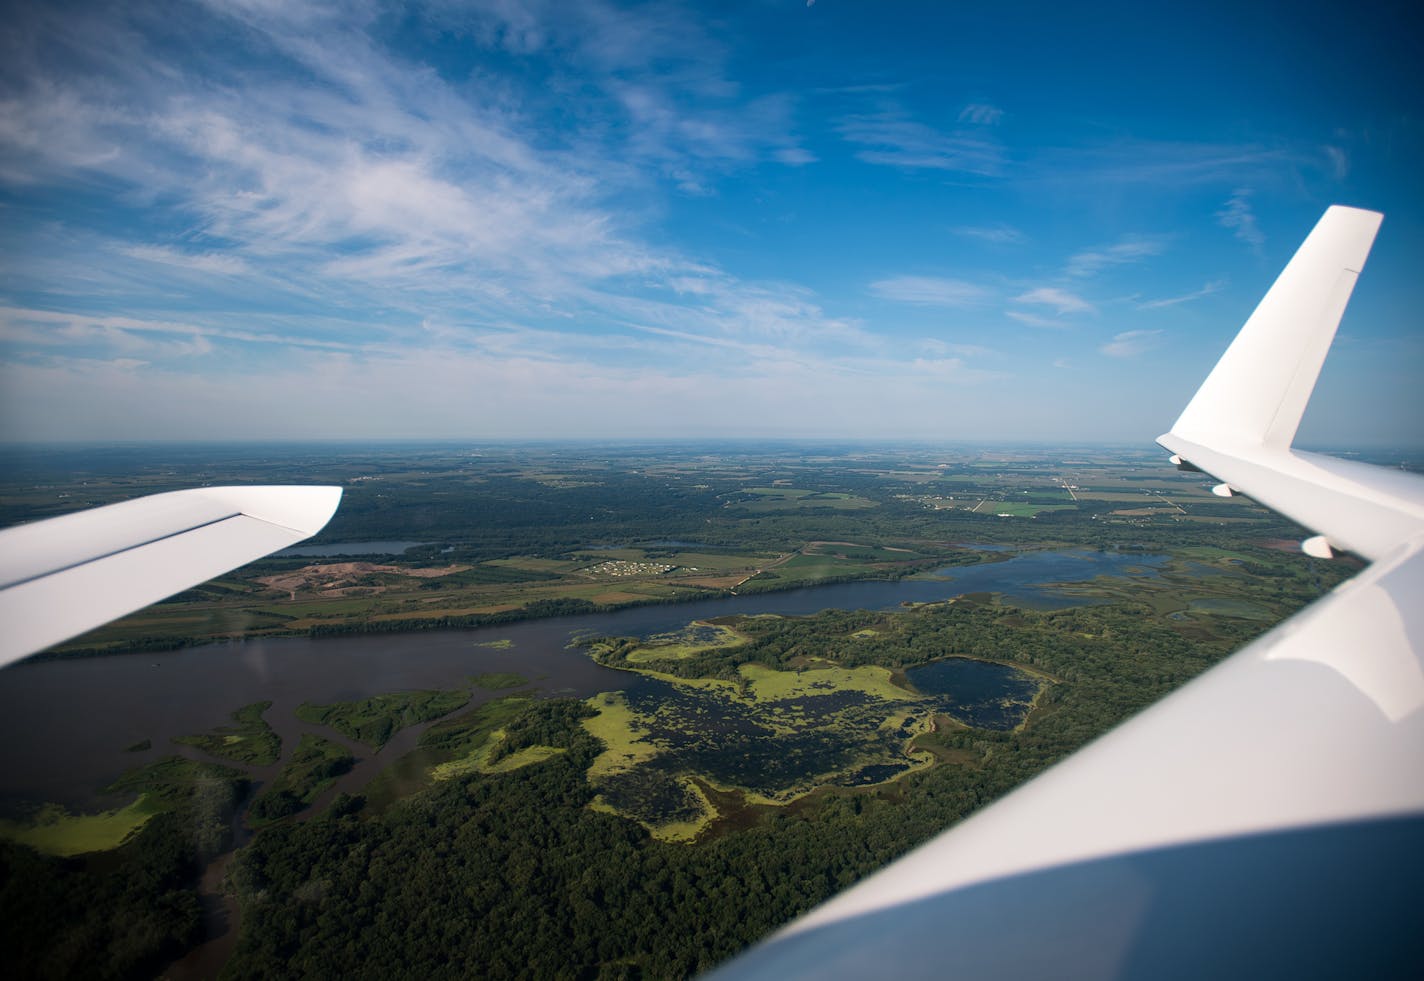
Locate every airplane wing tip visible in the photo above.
<box><xmin>200</xmin><ymin>484</ymin><xmax>343</xmax><ymax>538</ymax></box>
<box><xmin>276</xmin><ymin>484</ymin><xmax>343</xmax><ymax>537</ymax></box>
<box><xmin>0</xmin><ymin>484</ymin><xmax>345</xmax><ymax>667</ymax></box>
<box><xmin>1320</xmin><ymin>205</ymin><xmax>1384</xmax><ymax>271</ymax></box>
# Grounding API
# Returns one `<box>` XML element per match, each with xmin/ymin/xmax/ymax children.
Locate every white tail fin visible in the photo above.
<box><xmin>1168</xmin><ymin>205</ymin><xmax>1382</xmax><ymax>451</ymax></box>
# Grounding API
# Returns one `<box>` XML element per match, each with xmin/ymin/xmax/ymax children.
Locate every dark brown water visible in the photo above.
<box><xmin>0</xmin><ymin>547</ymin><xmax>1164</xmax><ymax>811</ymax></box>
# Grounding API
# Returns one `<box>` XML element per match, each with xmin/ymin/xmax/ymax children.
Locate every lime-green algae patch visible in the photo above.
<box><xmin>430</xmin><ymin>728</ymin><xmax>565</xmax><ymax>781</ymax></box>
<box><xmin>738</xmin><ymin>662</ymin><xmax>909</xmax><ymax>704</ymax></box>
<box><xmin>620</xmin><ymin>621</ymin><xmax>748</xmax><ymax>664</ymax></box>
<box><xmin>579</xmin><ymin>661</ymin><xmax>937</xmax><ymax>840</ymax></box>
<box><xmin>361</xmin><ymin>696</ymin><xmax>534</xmax><ymax>811</ymax></box>
<box><xmin>583</xmin><ymin>692</ymin><xmax>662</xmax><ymax>780</ymax></box>
<box><xmin>0</xmin><ymin>796</ymin><xmax>162</xmax><ymax>856</ymax></box>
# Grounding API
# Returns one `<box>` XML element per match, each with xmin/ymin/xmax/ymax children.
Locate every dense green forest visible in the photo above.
<box><xmin>0</xmin><ymin>577</ymin><xmax>1325</xmax><ymax>978</ymax></box>
<box><xmin>0</xmin><ymin>758</ymin><xmax>248</xmax><ymax>980</ymax></box>
<box><xmin>218</xmin><ymin>597</ymin><xmax>1263</xmax><ymax>977</ymax></box>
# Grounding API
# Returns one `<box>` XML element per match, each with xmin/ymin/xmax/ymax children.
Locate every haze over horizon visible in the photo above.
<box><xmin>2</xmin><ymin>0</ymin><xmax>1420</xmax><ymax>447</ymax></box>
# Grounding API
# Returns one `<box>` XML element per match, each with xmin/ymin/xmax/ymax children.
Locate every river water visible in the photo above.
<box><xmin>0</xmin><ymin>547</ymin><xmax>1165</xmax><ymax>811</ymax></box>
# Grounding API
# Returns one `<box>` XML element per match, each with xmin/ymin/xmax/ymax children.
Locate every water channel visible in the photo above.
<box><xmin>0</xmin><ymin>547</ymin><xmax>1168</xmax><ymax>978</ymax></box>
<box><xmin>0</xmin><ymin>547</ymin><xmax>1166</xmax><ymax>811</ymax></box>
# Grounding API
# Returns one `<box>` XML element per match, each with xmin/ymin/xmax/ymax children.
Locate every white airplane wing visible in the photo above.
<box><xmin>713</xmin><ymin>206</ymin><xmax>1424</xmax><ymax>977</ymax></box>
<box><xmin>0</xmin><ymin>485</ymin><xmax>342</xmax><ymax>667</ymax></box>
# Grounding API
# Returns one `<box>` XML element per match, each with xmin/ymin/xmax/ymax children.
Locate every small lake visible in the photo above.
<box><xmin>0</xmin><ymin>548</ymin><xmax>1160</xmax><ymax>810</ymax></box>
<box><xmin>906</xmin><ymin>658</ymin><xmax>1043</xmax><ymax>730</ymax></box>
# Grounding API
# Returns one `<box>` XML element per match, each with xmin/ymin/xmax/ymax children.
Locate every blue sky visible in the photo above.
<box><xmin>1</xmin><ymin>0</ymin><xmax>1419</xmax><ymax>446</ymax></box>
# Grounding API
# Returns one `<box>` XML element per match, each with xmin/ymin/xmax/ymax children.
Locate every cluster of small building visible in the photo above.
<box><xmin>894</xmin><ymin>493</ymin><xmax>962</xmax><ymax>510</ymax></box>
<box><xmin>584</xmin><ymin>559</ymin><xmax>678</xmax><ymax>577</ymax></box>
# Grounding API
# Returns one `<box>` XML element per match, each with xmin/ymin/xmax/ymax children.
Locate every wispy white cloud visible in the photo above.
<box><xmin>1322</xmin><ymin>144</ymin><xmax>1349</xmax><ymax>180</ymax></box>
<box><xmin>1032</xmin><ymin>140</ymin><xmax>1298</xmax><ymax>188</ymax></box>
<box><xmin>906</xmin><ymin>356</ymin><xmax>1003</xmax><ymax>381</ymax></box>
<box><xmin>2</xmin><ymin>1</ymin><xmax>1403</xmax><ymax>445</ymax></box>
<box><xmin>118</xmin><ymin>245</ymin><xmax>251</xmax><ymax>276</ymax></box>
<box><xmin>1013</xmin><ymin>287</ymin><xmax>1096</xmax><ymax>315</ymax></box>
<box><xmin>838</xmin><ymin>109</ymin><xmax>1002</xmax><ymax>175</ymax></box>
<box><xmin>1005</xmin><ymin>310</ymin><xmax>1067</xmax><ymax>329</ymax></box>
<box><xmin>1136</xmin><ymin>280</ymin><xmax>1226</xmax><ymax>310</ymax></box>
<box><xmin>0</xmin><ymin>326</ymin><xmax>1007</xmax><ymax>441</ymax></box>
<box><xmin>1065</xmin><ymin>236</ymin><xmax>1168</xmax><ymax>278</ymax></box>
<box><xmin>1100</xmin><ymin>329</ymin><xmax>1162</xmax><ymax>358</ymax></box>
<box><xmin>775</xmin><ymin>146</ymin><xmax>818</xmax><ymax>165</ymax></box>
<box><xmin>869</xmin><ymin>276</ymin><xmax>990</xmax><ymax>306</ymax></box>
<box><xmin>612</xmin><ymin>84</ymin><xmax>812</xmax><ymax>192</ymax></box>
<box><xmin>952</xmin><ymin>224</ymin><xmax>1025</xmax><ymax>246</ymax></box>
<box><xmin>1216</xmin><ymin>189</ymin><xmax>1265</xmax><ymax>253</ymax></box>
<box><xmin>0</xmin><ymin>306</ymin><xmax>359</xmax><ymax>358</ymax></box>
<box><xmin>958</xmin><ymin>103</ymin><xmax>1004</xmax><ymax>126</ymax></box>
<box><xmin>0</xmin><ymin>0</ymin><xmax>847</xmax><ymax>390</ymax></box>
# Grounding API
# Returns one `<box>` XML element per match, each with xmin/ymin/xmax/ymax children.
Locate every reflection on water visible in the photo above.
<box><xmin>0</xmin><ymin>548</ymin><xmax>1157</xmax><ymax>809</ymax></box>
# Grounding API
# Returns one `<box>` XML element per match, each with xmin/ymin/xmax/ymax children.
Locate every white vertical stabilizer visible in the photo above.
<box><xmin>1170</xmin><ymin>205</ymin><xmax>1382</xmax><ymax>451</ymax></box>
<box><xmin>714</xmin><ymin>206</ymin><xmax>1424</xmax><ymax>979</ymax></box>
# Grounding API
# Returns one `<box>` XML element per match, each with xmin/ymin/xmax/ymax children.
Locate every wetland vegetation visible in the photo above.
<box><xmin>0</xmin><ymin>441</ymin><xmax>1373</xmax><ymax>978</ymax></box>
<box><xmin>0</xmin><ymin>756</ymin><xmax>248</xmax><ymax>979</ymax></box>
<box><xmin>294</xmin><ymin>689</ymin><xmax>471</xmax><ymax>749</ymax></box>
<box><xmin>172</xmin><ymin>701</ymin><xmax>281</xmax><ymax>766</ymax></box>
<box><xmin>578</xmin><ymin>618</ymin><xmax>1050</xmax><ymax>839</ymax></box>
<box><xmin>247</xmin><ymin>736</ymin><xmax>355</xmax><ymax>825</ymax></box>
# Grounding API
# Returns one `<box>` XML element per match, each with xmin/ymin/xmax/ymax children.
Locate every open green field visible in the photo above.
<box><xmin>731</xmin><ymin>487</ymin><xmax>878</xmax><ymax>511</ymax></box>
<box><xmin>753</xmin><ymin>552</ymin><xmax>879</xmax><ymax>580</ymax></box>
<box><xmin>486</xmin><ymin>556</ymin><xmax>585</xmax><ymax>573</ymax></box>
<box><xmin>804</xmin><ymin>542</ymin><xmax>925</xmax><ymax>561</ymax></box>
<box><xmin>1073</xmin><ymin>489</ymin><xmax>1207</xmax><ymax>502</ymax></box>
<box><xmin>659</xmin><ymin>550</ymin><xmax>774</xmax><ymax>572</ymax></box>
<box><xmin>1188</xmin><ymin>597</ymin><xmax>1276</xmax><ymax>620</ymax></box>
<box><xmin>981</xmin><ymin>501</ymin><xmax>1078</xmax><ymax>517</ymax></box>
